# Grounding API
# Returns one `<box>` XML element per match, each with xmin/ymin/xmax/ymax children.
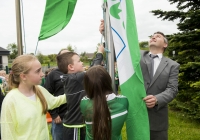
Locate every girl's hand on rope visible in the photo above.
<box><xmin>99</xmin><ymin>19</ymin><xmax>104</xmax><ymax>34</ymax></box>
<box><xmin>98</xmin><ymin>44</ymin><xmax>104</xmax><ymax>54</ymax></box>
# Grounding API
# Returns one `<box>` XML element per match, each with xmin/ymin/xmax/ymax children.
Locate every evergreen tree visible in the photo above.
<box><xmin>151</xmin><ymin>0</ymin><xmax>200</xmax><ymax>119</ymax></box>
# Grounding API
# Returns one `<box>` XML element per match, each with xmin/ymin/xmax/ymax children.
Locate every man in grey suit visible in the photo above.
<box><xmin>142</xmin><ymin>31</ymin><xmax>180</xmax><ymax>140</ymax></box>
<box><xmin>99</xmin><ymin>20</ymin><xmax>179</xmax><ymax>139</ymax></box>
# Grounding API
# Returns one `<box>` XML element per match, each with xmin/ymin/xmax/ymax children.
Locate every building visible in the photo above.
<box><xmin>0</xmin><ymin>47</ymin><xmax>10</xmax><ymax>70</ymax></box>
<box><xmin>85</xmin><ymin>53</ymin><xmax>94</xmax><ymax>60</ymax></box>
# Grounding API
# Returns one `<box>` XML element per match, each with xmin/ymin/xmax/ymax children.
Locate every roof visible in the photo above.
<box><xmin>85</xmin><ymin>53</ymin><xmax>94</xmax><ymax>59</ymax></box>
<box><xmin>0</xmin><ymin>47</ymin><xmax>10</xmax><ymax>55</ymax></box>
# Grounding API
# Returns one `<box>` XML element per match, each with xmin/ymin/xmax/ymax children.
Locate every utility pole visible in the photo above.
<box><xmin>15</xmin><ymin>0</ymin><xmax>23</xmax><ymax>56</ymax></box>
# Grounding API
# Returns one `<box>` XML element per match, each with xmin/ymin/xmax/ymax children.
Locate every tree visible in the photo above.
<box><xmin>139</xmin><ymin>41</ymin><xmax>149</xmax><ymax>51</ymax></box>
<box><xmin>36</xmin><ymin>51</ymin><xmax>51</xmax><ymax>64</ymax></box>
<box><xmin>7</xmin><ymin>43</ymin><xmax>18</xmax><ymax>59</ymax></box>
<box><xmin>151</xmin><ymin>0</ymin><xmax>200</xmax><ymax>119</ymax></box>
<box><xmin>66</xmin><ymin>44</ymin><xmax>74</xmax><ymax>52</ymax></box>
<box><xmin>80</xmin><ymin>51</ymin><xmax>88</xmax><ymax>62</ymax></box>
<box><xmin>47</xmin><ymin>54</ymin><xmax>57</xmax><ymax>62</ymax></box>
<box><xmin>139</xmin><ymin>41</ymin><xmax>148</xmax><ymax>48</ymax></box>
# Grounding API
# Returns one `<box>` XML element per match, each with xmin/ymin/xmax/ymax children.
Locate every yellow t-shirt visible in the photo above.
<box><xmin>1</xmin><ymin>85</ymin><xmax>66</xmax><ymax>140</ymax></box>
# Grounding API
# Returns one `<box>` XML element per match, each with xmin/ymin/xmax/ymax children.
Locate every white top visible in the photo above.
<box><xmin>28</xmin><ymin>94</ymin><xmax>36</xmax><ymax>101</ymax></box>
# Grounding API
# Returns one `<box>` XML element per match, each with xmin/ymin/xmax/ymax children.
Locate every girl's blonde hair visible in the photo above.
<box><xmin>8</xmin><ymin>54</ymin><xmax>48</xmax><ymax>114</ymax></box>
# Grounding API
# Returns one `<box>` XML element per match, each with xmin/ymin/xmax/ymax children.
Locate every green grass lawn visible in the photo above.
<box><xmin>121</xmin><ymin>109</ymin><xmax>200</xmax><ymax>140</ymax></box>
<box><xmin>168</xmin><ymin>109</ymin><xmax>200</xmax><ymax>140</ymax></box>
<box><xmin>48</xmin><ymin>109</ymin><xmax>200</xmax><ymax>140</ymax></box>
<box><xmin>48</xmin><ymin>124</ymin><xmax>52</xmax><ymax>140</ymax></box>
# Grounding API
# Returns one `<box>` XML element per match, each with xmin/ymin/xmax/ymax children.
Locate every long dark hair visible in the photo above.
<box><xmin>84</xmin><ymin>65</ymin><xmax>113</xmax><ymax>140</ymax></box>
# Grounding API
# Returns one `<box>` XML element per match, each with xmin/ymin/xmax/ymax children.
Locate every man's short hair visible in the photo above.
<box><xmin>154</xmin><ymin>31</ymin><xmax>168</xmax><ymax>45</ymax></box>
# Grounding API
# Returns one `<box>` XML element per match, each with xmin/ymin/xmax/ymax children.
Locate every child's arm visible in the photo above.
<box><xmin>90</xmin><ymin>45</ymin><xmax>104</xmax><ymax>66</ymax></box>
<box><xmin>38</xmin><ymin>86</ymin><xmax>67</xmax><ymax>110</ymax></box>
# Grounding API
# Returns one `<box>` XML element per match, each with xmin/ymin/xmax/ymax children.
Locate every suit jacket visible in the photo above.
<box><xmin>140</xmin><ymin>50</ymin><xmax>180</xmax><ymax>131</ymax></box>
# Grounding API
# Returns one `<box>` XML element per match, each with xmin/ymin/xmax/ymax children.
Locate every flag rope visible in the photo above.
<box><xmin>34</xmin><ymin>40</ymin><xmax>39</xmax><ymax>55</ymax></box>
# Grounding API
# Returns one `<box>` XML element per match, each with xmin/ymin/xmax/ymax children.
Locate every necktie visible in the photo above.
<box><xmin>150</xmin><ymin>54</ymin><xmax>158</xmax><ymax>81</ymax></box>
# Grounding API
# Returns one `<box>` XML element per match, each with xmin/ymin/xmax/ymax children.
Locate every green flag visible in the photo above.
<box><xmin>39</xmin><ymin>0</ymin><xmax>77</xmax><ymax>40</ymax></box>
<box><xmin>107</xmin><ymin>0</ymin><xmax>150</xmax><ymax>139</ymax></box>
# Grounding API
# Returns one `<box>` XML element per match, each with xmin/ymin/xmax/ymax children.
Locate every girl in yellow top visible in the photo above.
<box><xmin>1</xmin><ymin>54</ymin><xmax>67</xmax><ymax>140</ymax></box>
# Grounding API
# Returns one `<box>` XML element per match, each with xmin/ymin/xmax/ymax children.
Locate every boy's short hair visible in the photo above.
<box><xmin>57</xmin><ymin>52</ymin><xmax>78</xmax><ymax>74</ymax></box>
<box><xmin>57</xmin><ymin>49</ymin><xmax>69</xmax><ymax>55</ymax></box>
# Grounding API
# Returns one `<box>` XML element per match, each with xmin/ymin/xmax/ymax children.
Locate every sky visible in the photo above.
<box><xmin>0</xmin><ymin>0</ymin><xmax>179</xmax><ymax>55</ymax></box>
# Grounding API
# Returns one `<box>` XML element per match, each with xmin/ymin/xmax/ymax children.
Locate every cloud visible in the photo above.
<box><xmin>134</xmin><ymin>0</ymin><xmax>179</xmax><ymax>41</ymax></box>
<box><xmin>0</xmin><ymin>0</ymin><xmax>179</xmax><ymax>55</ymax></box>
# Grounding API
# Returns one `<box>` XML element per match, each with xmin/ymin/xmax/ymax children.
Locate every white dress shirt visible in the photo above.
<box><xmin>149</xmin><ymin>53</ymin><xmax>163</xmax><ymax>76</ymax></box>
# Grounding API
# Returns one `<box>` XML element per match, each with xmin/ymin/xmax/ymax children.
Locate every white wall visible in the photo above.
<box><xmin>2</xmin><ymin>56</ymin><xmax>8</xmax><ymax>68</ymax></box>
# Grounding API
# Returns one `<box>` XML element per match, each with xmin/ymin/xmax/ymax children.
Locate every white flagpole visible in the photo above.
<box><xmin>102</xmin><ymin>2</ymin><xmax>116</xmax><ymax>93</ymax></box>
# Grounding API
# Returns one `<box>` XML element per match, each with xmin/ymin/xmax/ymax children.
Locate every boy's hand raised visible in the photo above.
<box><xmin>98</xmin><ymin>45</ymin><xmax>104</xmax><ymax>54</ymax></box>
<box><xmin>99</xmin><ymin>19</ymin><xmax>104</xmax><ymax>34</ymax></box>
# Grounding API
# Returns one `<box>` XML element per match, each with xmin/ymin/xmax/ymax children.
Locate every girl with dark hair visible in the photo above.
<box><xmin>80</xmin><ymin>65</ymin><xmax>129</xmax><ymax>140</ymax></box>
